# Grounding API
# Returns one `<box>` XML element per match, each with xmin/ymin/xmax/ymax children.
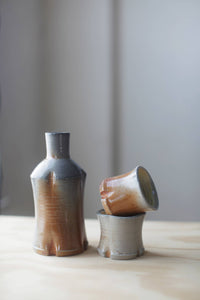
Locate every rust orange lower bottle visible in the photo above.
<box><xmin>30</xmin><ymin>132</ymin><xmax>88</xmax><ymax>256</ymax></box>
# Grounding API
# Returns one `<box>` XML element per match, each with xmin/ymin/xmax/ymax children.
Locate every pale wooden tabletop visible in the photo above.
<box><xmin>0</xmin><ymin>216</ymin><xmax>199</xmax><ymax>300</ymax></box>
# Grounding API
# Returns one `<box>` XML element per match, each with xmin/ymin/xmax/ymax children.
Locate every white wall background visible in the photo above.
<box><xmin>0</xmin><ymin>0</ymin><xmax>42</xmax><ymax>215</ymax></box>
<box><xmin>0</xmin><ymin>0</ymin><xmax>200</xmax><ymax>221</ymax></box>
<box><xmin>118</xmin><ymin>0</ymin><xmax>200</xmax><ymax>221</ymax></box>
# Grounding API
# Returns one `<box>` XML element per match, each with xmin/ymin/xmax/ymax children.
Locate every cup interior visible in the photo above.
<box><xmin>137</xmin><ymin>167</ymin><xmax>159</xmax><ymax>210</ymax></box>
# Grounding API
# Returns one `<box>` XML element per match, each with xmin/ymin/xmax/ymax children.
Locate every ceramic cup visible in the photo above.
<box><xmin>97</xmin><ymin>209</ymin><xmax>145</xmax><ymax>260</ymax></box>
<box><xmin>100</xmin><ymin>166</ymin><xmax>159</xmax><ymax>216</ymax></box>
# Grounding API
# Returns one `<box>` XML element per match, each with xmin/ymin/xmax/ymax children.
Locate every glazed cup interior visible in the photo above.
<box><xmin>137</xmin><ymin>166</ymin><xmax>159</xmax><ymax>210</ymax></box>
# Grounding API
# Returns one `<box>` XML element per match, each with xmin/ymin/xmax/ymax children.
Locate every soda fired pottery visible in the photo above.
<box><xmin>30</xmin><ymin>132</ymin><xmax>88</xmax><ymax>256</ymax></box>
<box><xmin>100</xmin><ymin>166</ymin><xmax>159</xmax><ymax>216</ymax></box>
<box><xmin>97</xmin><ymin>209</ymin><xmax>145</xmax><ymax>260</ymax></box>
<box><xmin>97</xmin><ymin>166</ymin><xmax>159</xmax><ymax>260</ymax></box>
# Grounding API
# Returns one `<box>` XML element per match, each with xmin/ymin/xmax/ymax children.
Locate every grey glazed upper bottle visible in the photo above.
<box><xmin>30</xmin><ymin>132</ymin><xmax>88</xmax><ymax>256</ymax></box>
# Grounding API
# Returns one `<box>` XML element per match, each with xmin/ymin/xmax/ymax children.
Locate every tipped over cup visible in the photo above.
<box><xmin>99</xmin><ymin>166</ymin><xmax>159</xmax><ymax>216</ymax></box>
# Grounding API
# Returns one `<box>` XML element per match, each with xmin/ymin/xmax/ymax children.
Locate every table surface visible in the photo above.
<box><xmin>0</xmin><ymin>216</ymin><xmax>200</xmax><ymax>300</ymax></box>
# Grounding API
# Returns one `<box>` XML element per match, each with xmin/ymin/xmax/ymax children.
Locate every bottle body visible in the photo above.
<box><xmin>30</xmin><ymin>133</ymin><xmax>88</xmax><ymax>256</ymax></box>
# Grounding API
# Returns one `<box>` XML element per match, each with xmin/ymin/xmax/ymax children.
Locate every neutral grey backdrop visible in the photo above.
<box><xmin>0</xmin><ymin>0</ymin><xmax>200</xmax><ymax>221</ymax></box>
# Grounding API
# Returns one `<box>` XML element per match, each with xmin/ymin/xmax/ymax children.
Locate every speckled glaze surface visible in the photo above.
<box><xmin>100</xmin><ymin>166</ymin><xmax>159</xmax><ymax>216</ymax></box>
<box><xmin>30</xmin><ymin>133</ymin><xmax>88</xmax><ymax>256</ymax></box>
<box><xmin>97</xmin><ymin>210</ymin><xmax>145</xmax><ymax>260</ymax></box>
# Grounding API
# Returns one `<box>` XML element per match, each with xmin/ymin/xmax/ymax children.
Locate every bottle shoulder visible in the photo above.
<box><xmin>30</xmin><ymin>158</ymin><xmax>86</xmax><ymax>180</ymax></box>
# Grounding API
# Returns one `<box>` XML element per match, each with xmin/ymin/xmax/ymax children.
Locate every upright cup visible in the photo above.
<box><xmin>97</xmin><ymin>209</ymin><xmax>145</xmax><ymax>260</ymax></box>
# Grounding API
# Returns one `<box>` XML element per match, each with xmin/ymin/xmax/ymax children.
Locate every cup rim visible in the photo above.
<box><xmin>96</xmin><ymin>209</ymin><xmax>146</xmax><ymax>219</ymax></box>
<box><xmin>136</xmin><ymin>166</ymin><xmax>159</xmax><ymax>210</ymax></box>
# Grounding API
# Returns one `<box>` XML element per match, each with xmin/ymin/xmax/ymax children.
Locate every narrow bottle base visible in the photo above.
<box><xmin>33</xmin><ymin>242</ymin><xmax>88</xmax><ymax>257</ymax></box>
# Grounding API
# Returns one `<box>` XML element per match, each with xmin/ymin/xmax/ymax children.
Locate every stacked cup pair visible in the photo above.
<box><xmin>97</xmin><ymin>166</ymin><xmax>159</xmax><ymax>260</ymax></box>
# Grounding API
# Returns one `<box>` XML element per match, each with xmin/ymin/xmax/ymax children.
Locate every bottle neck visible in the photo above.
<box><xmin>45</xmin><ymin>132</ymin><xmax>70</xmax><ymax>159</ymax></box>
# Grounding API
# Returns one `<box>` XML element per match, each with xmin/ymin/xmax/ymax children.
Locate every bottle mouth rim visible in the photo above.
<box><xmin>45</xmin><ymin>132</ymin><xmax>70</xmax><ymax>135</ymax></box>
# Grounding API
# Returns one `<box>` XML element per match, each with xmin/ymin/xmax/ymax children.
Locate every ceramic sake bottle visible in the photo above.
<box><xmin>30</xmin><ymin>132</ymin><xmax>88</xmax><ymax>256</ymax></box>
